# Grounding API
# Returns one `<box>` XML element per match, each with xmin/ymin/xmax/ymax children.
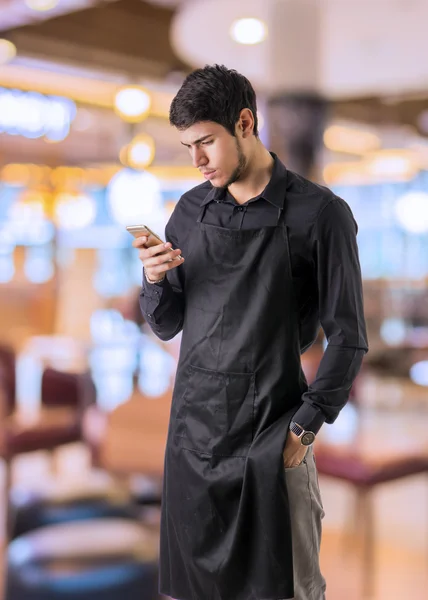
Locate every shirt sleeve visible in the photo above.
<box><xmin>138</xmin><ymin>214</ymin><xmax>185</xmax><ymax>341</ymax></box>
<box><xmin>292</xmin><ymin>197</ymin><xmax>369</xmax><ymax>434</ymax></box>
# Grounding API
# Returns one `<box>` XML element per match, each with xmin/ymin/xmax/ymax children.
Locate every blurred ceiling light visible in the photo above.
<box><xmin>409</xmin><ymin>361</ymin><xmax>428</xmax><ymax>387</ymax></box>
<box><xmin>126</xmin><ymin>134</ymin><xmax>156</xmax><ymax>169</ymax></box>
<box><xmin>1</xmin><ymin>163</ymin><xmax>31</xmax><ymax>185</ymax></box>
<box><xmin>0</xmin><ymin>89</ymin><xmax>76</xmax><ymax>141</ymax></box>
<box><xmin>366</xmin><ymin>150</ymin><xmax>418</xmax><ymax>180</ymax></box>
<box><xmin>7</xmin><ymin>197</ymin><xmax>55</xmax><ymax>246</ymax></box>
<box><xmin>394</xmin><ymin>191</ymin><xmax>428</xmax><ymax>234</ymax></box>
<box><xmin>19</xmin><ymin>187</ymin><xmax>56</xmax><ymax>219</ymax></box>
<box><xmin>54</xmin><ymin>194</ymin><xmax>97</xmax><ymax>230</ymax></box>
<box><xmin>323</xmin><ymin>161</ymin><xmax>365</xmax><ymax>185</ymax></box>
<box><xmin>324</xmin><ymin>149</ymin><xmax>420</xmax><ymax>185</ymax></box>
<box><xmin>114</xmin><ymin>86</ymin><xmax>151</xmax><ymax>122</ymax></box>
<box><xmin>380</xmin><ymin>318</ymin><xmax>406</xmax><ymax>346</ymax></box>
<box><xmin>107</xmin><ymin>169</ymin><xmax>164</xmax><ymax>228</ymax></box>
<box><xmin>230</xmin><ymin>18</ymin><xmax>267</xmax><ymax>45</ymax></box>
<box><xmin>25</xmin><ymin>0</ymin><xmax>59</xmax><ymax>11</ymax></box>
<box><xmin>323</xmin><ymin>125</ymin><xmax>381</xmax><ymax>155</ymax></box>
<box><xmin>368</xmin><ymin>155</ymin><xmax>410</xmax><ymax>177</ymax></box>
<box><xmin>20</xmin><ymin>189</ymin><xmax>48</xmax><ymax>206</ymax></box>
<box><xmin>0</xmin><ymin>39</ymin><xmax>16</xmax><ymax>65</ymax></box>
<box><xmin>90</xmin><ymin>309</ymin><xmax>125</xmax><ymax>345</ymax></box>
<box><xmin>51</xmin><ymin>166</ymin><xmax>85</xmax><ymax>190</ymax></box>
<box><xmin>24</xmin><ymin>247</ymin><xmax>54</xmax><ymax>284</ymax></box>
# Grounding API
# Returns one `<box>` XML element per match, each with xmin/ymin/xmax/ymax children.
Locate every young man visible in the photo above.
<box><xmin>136</xmin><ymin>65</ymin><xmax>368</xmax><ymax>600</ymax></box>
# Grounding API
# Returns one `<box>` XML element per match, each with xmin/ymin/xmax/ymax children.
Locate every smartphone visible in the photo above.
<box><xmin>126</xmin><ymin>224</ymin><xmax>183</xmax><ymax>260</ymax></box>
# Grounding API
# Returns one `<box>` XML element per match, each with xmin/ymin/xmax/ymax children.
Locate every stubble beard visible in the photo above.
<box><xmin>221</xmin><ymin>138</ymin><xmax>247</xmax><ymax>189</ymax></box>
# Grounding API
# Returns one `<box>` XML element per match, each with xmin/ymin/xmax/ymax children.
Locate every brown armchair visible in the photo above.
<box><xmin>4</xmin><ymin>367</ymin><xmax>96</xmax><ymax>455</ymax></box>
<box><xmin>0</xmin><ymin>345</ymin><xmax>16</xmax><ymax>417</ymax></box>
<box><xmin>0</xmin><ymin>345</ymin><xmax>96</xmax><ymax>537</ymax></box>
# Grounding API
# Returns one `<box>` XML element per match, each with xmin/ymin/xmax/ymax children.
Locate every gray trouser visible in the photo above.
<box><xmin>284</xmin><ymin>446</ymin><xmax>326</xmax><ymax>600</ymax></box>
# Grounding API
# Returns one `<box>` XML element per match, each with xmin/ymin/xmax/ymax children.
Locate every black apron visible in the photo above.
<box><xmin>159</xmin><ymin>200</ymin><xmax>306</xmax><ymax>600</ymax></box>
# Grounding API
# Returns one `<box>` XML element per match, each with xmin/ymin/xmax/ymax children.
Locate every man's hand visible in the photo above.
<box><xmin>132</xmin><ymin>236</ymin><xmax>184</xmax><ymax>283</ymax></box>
<box><xmin>282</xmin><ymin>431</ymin><xmax>308</xmax><ymax>468</ymax></box>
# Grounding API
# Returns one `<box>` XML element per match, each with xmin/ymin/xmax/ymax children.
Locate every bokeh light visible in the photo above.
<box><xmin>230</xmin><ymin>18</ymin><xmax>267</xmax><ymax>45</ymax></box>
<box><xmin>114</xmin><ymin>86</ymin><xmax>151</xmax><ymax>122</ymax></box>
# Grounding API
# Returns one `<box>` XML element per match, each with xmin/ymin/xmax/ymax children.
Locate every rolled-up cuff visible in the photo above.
<box><xmin>292</xmin><ymin>403</ymin><xmax>326</xmax><ymax>436</ymax></box>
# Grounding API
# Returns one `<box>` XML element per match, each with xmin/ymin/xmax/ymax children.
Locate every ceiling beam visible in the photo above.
<box><xmin>6</xmin><ymin>0</ymin><xmax>188</xmax><ymax>79</ymax></box>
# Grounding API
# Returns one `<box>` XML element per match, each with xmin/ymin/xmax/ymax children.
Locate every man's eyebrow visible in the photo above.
<box><xmin>181</xmin><ymin>134</ymin><xmax>213</xmax><ymax>147</ymax></box>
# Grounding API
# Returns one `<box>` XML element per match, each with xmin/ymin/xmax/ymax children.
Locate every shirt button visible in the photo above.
<box><xmin>147</xmin><ymin>313</ymin><xmax>153</xmax><ymax>318</ymax></box>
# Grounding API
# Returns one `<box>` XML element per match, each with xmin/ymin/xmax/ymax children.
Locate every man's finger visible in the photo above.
<box><xmin>146</xmin><ymin>256</ymin><xmax>184</xmax><ymax>276</ymax></box>
<box><xmin>132</xmin><ymin>236</ymin><xmax>148</xmax><ymax>248</ymax></box>
<box><xmin>142</xmin><ymin>248</ymin><xmax>182</xmax><ymax>267</ymax></box>
<box><xmin>149</xmin><ymin>242</ymin><xmax>172</xmax><ymax>256</ymax></box>
<box><xmin>152</xmin><ymin>249</ymin><xmax>182</xmax><ymax>265</ymax></box>
<box><xmin>142</xmin><ymin>242</ymin><xmax>172</xmax><ymax>257</ymax></box>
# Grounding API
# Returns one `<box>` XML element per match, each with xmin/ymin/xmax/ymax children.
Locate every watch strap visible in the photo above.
<box><xmin>290</xmin><ymin>421</ymin><xmax>316</xmax><ymax>446</ymax></box>
<box><xmin>289</xmin><ymin>421</ymin><xmax>305</xmax><ymax>437</ymax></box>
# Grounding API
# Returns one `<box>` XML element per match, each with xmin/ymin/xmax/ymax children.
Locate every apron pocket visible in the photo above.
<box><xmin>180</xmin><ymin>365</ymin><xmax>255</xmax><ymax>457</ymax></box>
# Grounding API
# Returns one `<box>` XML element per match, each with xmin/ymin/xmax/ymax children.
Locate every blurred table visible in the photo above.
<box><xmin>318</xmin><ymin>406</ymin><xmax>428</xmax><ymax>457</ymax></box>
<box><xmin>83</xmin><ymin>388</ymin><xmax>172</xmax><ymax>478</ymax></box>
<box><xmin>84</xmin><ymin>386</ymin><xmax>428</xmax><ymax>478</ymax></box>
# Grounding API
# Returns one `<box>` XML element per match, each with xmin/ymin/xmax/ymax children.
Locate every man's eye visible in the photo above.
<box><xmin>202</xmin><ymin>140</ymin><xmax>213</xmax><ymax>145</ymax></box>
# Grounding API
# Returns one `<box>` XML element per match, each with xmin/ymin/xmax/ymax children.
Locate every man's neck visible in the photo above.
<box><xmin>228</xmin><ymin>146</ymin><xmax>274</xmax><ymax>205</ymax></box>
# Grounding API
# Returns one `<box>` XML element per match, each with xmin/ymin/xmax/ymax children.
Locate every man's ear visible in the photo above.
<box><xmin>238</xmin><ymin>108</ymin><xmax>255</xmax><ymax>138</ymax></box>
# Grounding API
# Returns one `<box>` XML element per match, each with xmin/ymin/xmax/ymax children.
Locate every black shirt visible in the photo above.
<box><xmin>139</xmin><ymin>154</ymin><xmax>368</xmax><ymax>434</ymax></box>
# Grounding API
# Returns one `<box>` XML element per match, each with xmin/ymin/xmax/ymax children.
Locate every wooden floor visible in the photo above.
<box><xmin>318</xmin><ymin>405</ymin><xmax>428</xmax><ymax>599</ymax></box>
<box><xmin>320</xmin><ymin>529</ymin><xmax>427</xmax><ymax>600</ymax></box>
<box><xmin>2</xmin><ymin>419</ymin><xmax>428</xmax><ymax>600</ymax></box>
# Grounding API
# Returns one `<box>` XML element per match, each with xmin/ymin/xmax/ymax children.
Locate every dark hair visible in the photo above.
<box><xmin>169</xmin><ymin>64</ymin><xmax>258</xmax><ymax>137</ymax></box>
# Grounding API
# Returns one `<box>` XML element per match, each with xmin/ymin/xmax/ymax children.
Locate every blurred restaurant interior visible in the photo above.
<box><xmin>0</xmin><ymin>0</ymin><xmax>427</xmax><ymax>598</ymax></box>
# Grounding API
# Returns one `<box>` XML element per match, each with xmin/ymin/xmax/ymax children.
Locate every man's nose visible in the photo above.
<box><xmin>192</xmin><ymin>148</ymin><xmax>207</xmax><ymax>169</ymax></box>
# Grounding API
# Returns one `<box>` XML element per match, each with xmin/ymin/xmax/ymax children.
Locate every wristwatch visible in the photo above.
<box><xmin>289</xmin><ymin>421</ymin><xmax>316</xmax><ymax>446</ymax></box>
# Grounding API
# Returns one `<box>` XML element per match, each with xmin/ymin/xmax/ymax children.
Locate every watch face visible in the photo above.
<box><xmin>301</xmin><ymin>432</ymin><xmax>315</xmax><ymax>446</ymax></box>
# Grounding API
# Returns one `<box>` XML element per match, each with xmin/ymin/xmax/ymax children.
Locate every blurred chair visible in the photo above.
<box><xmin>83</xmin><ymin>387</ymin><xmax>170</xmax><ymax>480</ymax></box>
<box><xmin>82</xmin><ymin>384</ymin><xmax>169</xmax><ymax>516</ymax></box>
<box><xmin>0</xmin><ymin>345</ymin><xmax>16</xmax><ymax>416</ymax></box>
<box><xmin>82</xmin><ymin>393</ymin><xmax>165</xmax><ymax>506</ymax></box>
<box><xmin>5</xmin><ymin>519</ymin><xmax>160</xmax><ymax>600</ymax></box>
<box><xmin>315</xmin><ymin>444</ymin><xmax>428</xmax><ymax>598</ymax></box>
<box><xmin>10</xmin><ymin>477</ymin><xmax>139</xmax><ymax>540</ymax></box>
<box><xmin>0</xmin><ymin>345</ymin><xmax>96</xmax><ymax>537</ymax></box>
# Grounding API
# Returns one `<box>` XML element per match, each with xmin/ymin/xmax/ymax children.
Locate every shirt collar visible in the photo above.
<box><xmin>200</xmin><ymin>153</ymin><xmax>288</xmax><ymax>208</ymax></box>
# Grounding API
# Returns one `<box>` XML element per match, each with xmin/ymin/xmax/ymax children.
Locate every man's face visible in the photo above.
<box><xmin>179</xmin><ymin>121</ymin><xmax>247</xmax><ymax>188</ymax></box>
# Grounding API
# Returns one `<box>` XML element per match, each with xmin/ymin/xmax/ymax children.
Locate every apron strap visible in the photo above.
<box><xmin>277</xmin><ymin>207</ymin><xmax>285</xmax><ymax>225</ymax></box>
<box><xmin>197</xmin><ymin>204</ymin><xmax>208</xmax><ymax>224</ymax></box>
